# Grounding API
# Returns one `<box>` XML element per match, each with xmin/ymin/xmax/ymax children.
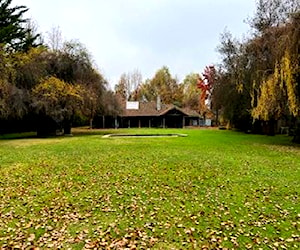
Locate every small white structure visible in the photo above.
<box><xmin>205</xmin><ymin>119</ymin><xmax>212</xmax><ymax>126</ymax></box>
<box><xmin>126</xmin><ymin>101</ymin><xmax>139</xmax><ymax>110</ymax></box>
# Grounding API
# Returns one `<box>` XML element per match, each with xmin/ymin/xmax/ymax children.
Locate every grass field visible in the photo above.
<box><xmin>0</xmin><ymin>128</ymin><xmax>299</xmax><ymax>249</ymax></box>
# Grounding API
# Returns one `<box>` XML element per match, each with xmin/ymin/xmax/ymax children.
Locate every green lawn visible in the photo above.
<box><xmin>0</xmin><ymin>128</ymin><xmax>299</xmax><ymax>249</ymax></box>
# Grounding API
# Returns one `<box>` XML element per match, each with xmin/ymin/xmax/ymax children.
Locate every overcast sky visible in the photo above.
<box><xmin>15</xmin><ymin>0</ymin><xmax>257</xmax><ymax>88</ymax></box>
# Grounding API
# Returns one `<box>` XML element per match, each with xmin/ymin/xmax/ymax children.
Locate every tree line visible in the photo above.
<box><xmin>0</xmin><ymin>0</ymin><xmax>121</xmax><ymax>136</ymax></box>
<box><xmin>1</xmin><ymin>0</ymin><xmax>299</xmax><ymax>142</ymax></box>
<box><xmin>212</xmin><ymin>0</ymin><xmax>299</xmax><ymax>141</ymax></box>
<box><xmin>114</xmin><ymin>0</ymin><xmax>300</xmax><ymax>142</ymax></box>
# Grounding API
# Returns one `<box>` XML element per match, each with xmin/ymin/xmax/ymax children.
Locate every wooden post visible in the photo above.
<box><xmin>163</xmin><ymin>117</ymin><xmax>166</xmax><ymax>128</ymax></box>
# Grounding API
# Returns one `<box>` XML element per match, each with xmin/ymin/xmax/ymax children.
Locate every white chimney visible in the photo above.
<box><xmin>156</xmin><ymin>95</ymin><xmax>161</xmax><ymax>111</ymax></box>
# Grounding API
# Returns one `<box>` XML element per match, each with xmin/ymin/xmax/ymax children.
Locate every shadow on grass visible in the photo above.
<box><xmin>0</xmin><ymin>132</ymin><xmax>37</xmax><ymax>140</ymax></box>
<box><xmin>0</xmin><ymin>128</ymin><xmax>117</xmax><ymax>140</ymax></box>
<box><xmin>234</xmin><ymin>131</ymin><xmax>300</xmax><ymax>148</ymax></box>
<box><xmin>71</xmin><ymin>128</ymin><xmax>120</xmax><ymax>137</ymax></box>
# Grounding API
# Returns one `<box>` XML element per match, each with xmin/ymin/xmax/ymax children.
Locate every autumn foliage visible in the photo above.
<box><xmin>212</xmin><ymin>1</ymin><xmax>300</xmax><ymax>139</ymax></box>
<box><xmin>197</xmin><ymin>66</ymin><xmax>216</xmax><ymax>116</ymax></box>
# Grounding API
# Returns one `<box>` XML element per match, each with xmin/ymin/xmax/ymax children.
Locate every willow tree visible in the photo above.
<box><xmin>31</xmin><ymin>76</ymin><xmax>83</xmax><ymax>136</ymax></box>
<box><xmin>252</xmin><ymin>61</ymin><xmax>288</xmax><ymax>135</ymax></box>
<box><xmin>252</xmin><ymin>11</ymin><xmax>300</xmax><ymax>139</ymax></box>
<box><xmin>214</xmin><ymin>1</ymin><xmax>300</xmax><ymax>136</ymax></box>
<box><xmin>0</xmin><ymin>45</ymin><xmax>32</xmax><ymax>124</ymax></box>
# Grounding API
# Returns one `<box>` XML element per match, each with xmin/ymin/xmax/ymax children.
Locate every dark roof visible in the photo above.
<box><xmin>121</xmin><ymin>101</ymin><xmax>200</xmax><ymax>117</ymax></box>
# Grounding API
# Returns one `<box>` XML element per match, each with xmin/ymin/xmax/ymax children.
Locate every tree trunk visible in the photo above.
<box><xmin>266</xmin><ymin>119</ymin><xmax>276</xmax><ymax>136</ymax></box>
<box><xmin>292</xmin><ymin>118</ymin><xmax>300</xmax><ymax>143</ymax></box>
<box><xmin>36</xmin><ymin>115</ymin><xmax>57</xmax><ymax>137</ymax></box>
<box><xmin>64</xmin><ymin>120</ymin><xmax>72</xmax><ymax>135</ymax></box>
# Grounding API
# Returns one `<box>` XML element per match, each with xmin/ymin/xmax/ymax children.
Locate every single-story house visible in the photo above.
<box><xmin>116</xmin><ymin>101</ymin><xmax>203</xmax><ymax>128</ymax></box>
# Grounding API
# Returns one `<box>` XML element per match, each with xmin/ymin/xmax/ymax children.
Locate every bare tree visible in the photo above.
<box><xmin>248</xmin><ymin>0</ymin><xmax>300</xmax><ymax>33</ymax></box>
<box><xmin>46</xmin><ymin>26</ymin><xmax>63</xmax><ymax>52</ymax></box>
<box><xmin>115</xmin><ymin>69</ymin><xmax>143</xmax><ymax>101</ymax></box>
<box><xmin>130</xmin><ymin>69</ymin><xmax>143</xmax><ymax>97</ymax></box>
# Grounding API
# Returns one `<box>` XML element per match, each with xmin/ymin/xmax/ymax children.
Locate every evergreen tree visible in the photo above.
<box><xmin>0</xmin><ymin>0</ymin><xmax>40</xmax><ymax>51</ymax></box>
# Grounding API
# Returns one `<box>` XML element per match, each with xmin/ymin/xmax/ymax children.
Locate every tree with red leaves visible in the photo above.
<box><xmin>197</xmin><ymin>65</ymin><xmax>216</xmax><ymax>116</ymax></box>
